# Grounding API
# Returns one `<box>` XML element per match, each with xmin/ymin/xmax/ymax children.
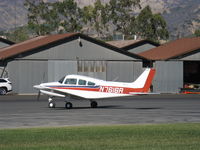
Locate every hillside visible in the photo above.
<box><xmin>0</xmin><ymin>0</ymin><xmax>200</xmax><ymax>39</ymax></box>
<box><xmin>0</xmin><ymin>0</ymin><xmax>27</xmax><ymax>31</ymax></box>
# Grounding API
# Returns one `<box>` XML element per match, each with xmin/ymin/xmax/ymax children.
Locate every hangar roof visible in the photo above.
<box><xmin>107</xmin><ymin>39</ymin><xmax>159</xmax><ymax>49</ymax></box>
<box><xmin>0</xmin><ymin>33</ymin><xmax>148</xmax><ymax>61</ymax></box>
<box><xmin>139</xmin><ymin>37</ymin><xmax>200</xmax><ymax>60</ymax></box>
<box><xmin>0</xmin><ymin>37</ymin><xmax>15</xmax><ymax>45</ymax></box>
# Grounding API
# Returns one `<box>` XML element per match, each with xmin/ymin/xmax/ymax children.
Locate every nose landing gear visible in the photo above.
<box><xmin>48</xmin><ymin>97</ymin><xmax>56</xmax><ymax>108</ymax></box>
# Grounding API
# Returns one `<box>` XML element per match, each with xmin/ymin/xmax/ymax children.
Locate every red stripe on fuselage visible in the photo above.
<box><xmin>50</xmin><ymin>86</ymin><xmax>136</xmax><ymax>94</ymax></box>
<box><xmin>50</xmin><ymin>86</ymin><xmax>147</xmax><ymax>94</ymax></box>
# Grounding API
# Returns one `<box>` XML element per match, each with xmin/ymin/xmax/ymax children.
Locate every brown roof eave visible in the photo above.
<box><xmin>0</xmin><ymin>32</ymin><xmax>150</xmax><ymax>62</ymax></box>
<box><xmin>0</xmin><ymin>33</ymin><xmax>80</xmax><ymax>61</ymax></box>
<box><xmin>165</xmin><ymin>47</ymin><xmax>200</xmax><ymax>60</ymax></box>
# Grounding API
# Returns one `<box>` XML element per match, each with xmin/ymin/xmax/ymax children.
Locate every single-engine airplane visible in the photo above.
<box><xmin>34</xmin><ymin>68</ymin><xmax>156</xmax><ymax>109</ymax></box>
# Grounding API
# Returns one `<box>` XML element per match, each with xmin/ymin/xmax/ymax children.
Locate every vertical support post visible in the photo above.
<box><xmin>0</xmin><ymin>61</ymin><xmax>8</xmax><ymax>78</ymax></box>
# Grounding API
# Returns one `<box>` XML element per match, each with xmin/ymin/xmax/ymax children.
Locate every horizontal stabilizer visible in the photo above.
<box><xmin>129</xmin><ymin>92</ymin><xmax>160</xmax><ymax>95</ymax></box>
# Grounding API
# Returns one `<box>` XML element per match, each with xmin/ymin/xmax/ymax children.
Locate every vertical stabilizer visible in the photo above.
<box><xmin>132</xmin><ymin>68</ymin><xmax>156</xmax><ymax>92</ymax></box>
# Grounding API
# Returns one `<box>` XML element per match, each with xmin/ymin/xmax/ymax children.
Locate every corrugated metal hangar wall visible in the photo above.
<box><xmin>7</xmin><ymin>60</ymin><xmax>144</xmax><ymax>94</ymax></box>
<box><xmin>153</xmin><ymin>61</ymin><xmax>183</xmax><ymax>93</ymax></box>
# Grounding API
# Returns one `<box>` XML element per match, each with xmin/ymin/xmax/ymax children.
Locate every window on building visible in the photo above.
<box><xmin>78</xmin><ymin>61</ymin><xmax>106</xmax><ymax>72</ymax></box>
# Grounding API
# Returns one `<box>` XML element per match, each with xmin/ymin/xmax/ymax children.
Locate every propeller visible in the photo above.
<box><xmin>36</xmin><ymin>72</ymin><xmax>45</xmax><ymax>101</ymax></box>
<box><xmin>37</xmin><ymin>90</ymin><xmax>41</xmax><ymax>101</ymax></box>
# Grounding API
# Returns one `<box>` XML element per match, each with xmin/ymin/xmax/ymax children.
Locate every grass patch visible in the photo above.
<box><xmin>0</xmin><ymin>123</ymin><xmax>200</xmax><ymax>150</ymax></box>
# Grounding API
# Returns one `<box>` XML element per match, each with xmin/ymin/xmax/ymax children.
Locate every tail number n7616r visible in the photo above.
<box><xmin>99</xmin><ymin>86</ymin><xmax>124</xmax><ymax>94</ymax></box>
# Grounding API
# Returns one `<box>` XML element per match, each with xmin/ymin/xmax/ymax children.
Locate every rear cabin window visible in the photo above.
<box><xmin>64</xmin><ymin>78</ymin><xmax>77</xmax><ymax>85</ymax></box>
<box><xmin>87</xmin><ymin>81</ymin><xmax>95</xmax><ymax>86</ymax></box>
<box><xmin>78</xmin><ymin>79</ymin><xmax>87</xmax><ymax>85</ymax></box>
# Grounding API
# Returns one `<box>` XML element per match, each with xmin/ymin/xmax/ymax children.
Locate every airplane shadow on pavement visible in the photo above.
<box><xmin>51</xmin><ymin>105</ymin><xmax>162</xmax><ymax>110</ymax></box>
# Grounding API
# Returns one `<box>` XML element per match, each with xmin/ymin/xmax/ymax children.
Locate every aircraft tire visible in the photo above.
<box><xmin>48</xmin><ymin>102</ymin><xmax>56</xmax><ymax>108</ymax></box>
<box><xmin>91</xmin><ymin>101</ymin><xmax>98</xmax><ymax>108</ymax></box>
<box><xmin>65</xmin><ymin>102</ymin><xmax>73</xmax><ymax>109</ymax></box>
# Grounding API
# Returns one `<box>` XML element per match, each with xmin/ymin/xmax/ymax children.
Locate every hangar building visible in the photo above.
<box><xmin>1</xmin><ymin>33</ymin><xmax>199</xmax><ymax>94</ymax></box>
<box><xmin>0</xmin><ymin>33</ymin><xmax>149</xmax><ymax>94</ymax></box>
<box><xmin>139</xmin><ymin>37</ymin><xmax>200</xmax><ymax>93</ymax></box>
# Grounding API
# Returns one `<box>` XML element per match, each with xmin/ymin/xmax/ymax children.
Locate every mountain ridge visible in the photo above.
<box><xmin>0</xmin><ymin>0</ymin><xmax>199</xmax><ymax>40</ymax></box>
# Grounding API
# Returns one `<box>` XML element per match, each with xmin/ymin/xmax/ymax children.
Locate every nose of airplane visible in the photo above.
<box><xmin>33</xmin><ymin>85</ymin><xmax>42</xmax><ymax>89</ymax></box>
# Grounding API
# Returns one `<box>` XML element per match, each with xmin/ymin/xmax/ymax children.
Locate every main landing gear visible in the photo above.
<box><xmin>65</xmin><ymin>102</ymin><xmax>73</xmax><ymax>109</ymax></box>
<box><xmin>47</xmin><ymin>97</ymin><xmax>98</xmax><ymax>109</ymax></box>
<box><xmin>90</xmin><ymin>101</ymin><xmax>98</xmax><ymax>108</ymax></box>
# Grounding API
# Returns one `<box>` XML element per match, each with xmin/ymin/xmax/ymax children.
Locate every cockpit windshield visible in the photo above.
<box><xmin>58</xmin><ymin>76</ymin><xmax>65</xmax><ymax>83</ymax></box>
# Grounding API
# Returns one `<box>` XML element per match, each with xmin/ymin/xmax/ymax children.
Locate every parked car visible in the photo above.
<box><xmin>0</xmin><ymin>78</ymin><xmax>12</xmax><ymax>95</ymax></box>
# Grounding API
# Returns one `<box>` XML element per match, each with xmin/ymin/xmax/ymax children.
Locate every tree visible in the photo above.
<box><xmin>6</xmin><ymin>26</ymin><xmax>29</xmax><ymax>43</ymax></box>
<box><xmin>54</xmin><ymin>0</ymin><xmax>83</xmax><ymax>33</ymax></box>
<box><xmin>24</xmin><ymin>0</ymin><xmax>82</xmax><ymax>36</ymax></box>
<box><xmin>194</xmin><ymin>29</ymin><xmax>200</xmax><ymax>37</ymax></box>
<box><xmin>107</xmin><ymin>0</ymin><xmax>141</xmax><ymax>39</ymax></box>
<box><xmin>135</xmin><ymin>6</ymin><xmax>169</xmax><ymax>42</ymax></box>
<box><xmin>82</xmin><ymin>0</ymin><xmax>109</xmax><ymax>38</ymax></box>
<box><xmin>24</xmin><ymin>0</ymin><xmax>54</xmax><ymax>36</ymax></box>
<box><xmin>23</xmin><ymin>0</ymin><xmax>169</xmax><ymax>42</ymax></box>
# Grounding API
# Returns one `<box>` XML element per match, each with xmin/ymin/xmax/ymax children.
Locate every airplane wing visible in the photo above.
<box><xmin>34</xmin><ymin>85</ymin><xmax>89</xmax><ymax>99</ymax></box>
<box><xmin>40</xmin><ymin>90</ymin><xmax>66</xmax><ymax>97</ymax></box>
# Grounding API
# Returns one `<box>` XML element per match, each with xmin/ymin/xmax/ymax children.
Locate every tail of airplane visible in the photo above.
<box><xmin>131</xmin><ymin>68</ymin><xmax>156</xmax><ymax>92</ymax></box>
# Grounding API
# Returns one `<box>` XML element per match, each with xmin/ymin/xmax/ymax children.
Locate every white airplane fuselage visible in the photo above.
<box><xmin>35</xmin><ymin>68</ymin><xmax>156</xmax><ymax>99</ymax></box>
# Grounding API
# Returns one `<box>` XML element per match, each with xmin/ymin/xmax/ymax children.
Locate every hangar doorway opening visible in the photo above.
<box><xmin>184</xmin><ymin>61</ymin><xmax>200</xmax><ymax>87</ymax></box>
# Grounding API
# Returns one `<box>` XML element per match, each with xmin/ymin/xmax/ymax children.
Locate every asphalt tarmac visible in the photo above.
<box><xmin>0</xmin><ymin>94</ymin><xmax>200</xmax><ymax>128</ymax></box>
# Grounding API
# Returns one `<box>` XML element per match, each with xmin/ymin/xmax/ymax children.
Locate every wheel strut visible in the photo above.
<box><xmin>48</xmin><ymin>97</ymin><xmax>56</xmax><ymax>108</ymax></box>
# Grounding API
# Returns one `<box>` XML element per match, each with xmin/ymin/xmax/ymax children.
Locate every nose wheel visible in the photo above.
<box><xmin>48</xmin><ymin>97</ymin><xmax>56</xmax><ymax>108</ymax></box>
<box><xmin>48</xmin><ymin>102</ymin><xmax>56</xmax><ymax>108</ymax></box>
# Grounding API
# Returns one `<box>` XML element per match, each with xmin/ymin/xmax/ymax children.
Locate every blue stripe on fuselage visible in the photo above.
<box><xmin>47</xmin><ymin>85</ymin><xmax>100</xmax><ymax>88</ymax></box>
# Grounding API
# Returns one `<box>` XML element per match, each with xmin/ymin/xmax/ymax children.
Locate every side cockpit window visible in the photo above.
<box><xmin>64</xmin><ymin>78</ymin><xmax>77</xmax><ymax>85</ymax></box>
<box><xmin>87</xmin><ymin>81</ymin><xmax>95</xmax><ymax>86</ymax></box>
<box><xmin>78</xmin><ymin>79</ymin><xmax>87</xmax><ymax>85</ymax></box>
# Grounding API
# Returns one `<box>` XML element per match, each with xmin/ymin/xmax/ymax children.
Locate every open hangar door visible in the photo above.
<box><xmin>184</xmin><ymin>61</ymin><xmax>200</xmax><ymax>89</ymax></box>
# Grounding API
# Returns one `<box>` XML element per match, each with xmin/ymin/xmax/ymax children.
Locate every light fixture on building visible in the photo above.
<box><xmin>78</xmin><ymin>37</ymin><xmax>83</xmax><ymax>47</ymax></box>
